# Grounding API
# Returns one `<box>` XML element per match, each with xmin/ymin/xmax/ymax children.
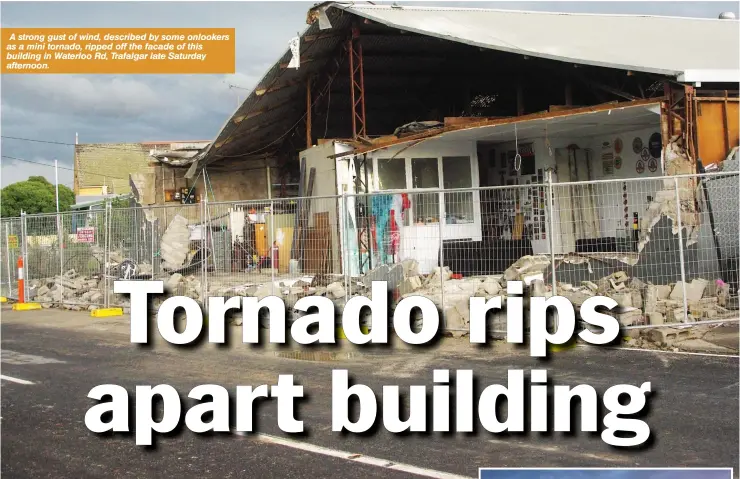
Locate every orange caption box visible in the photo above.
<box><xmin>1</xmin><ymin>28</ymin><xmax>235</xmax><ymax>74</ymax></box>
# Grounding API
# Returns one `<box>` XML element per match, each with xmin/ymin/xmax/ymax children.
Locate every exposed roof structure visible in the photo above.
<box><xmin>191</xmin><ymin>3</ymin><xmax>739</xmax><ymax>175</ymax></box>
<box><xmin>331</xmin><ymin>100</ymin><xmax>663</xmax><ymax>158</ymax></box>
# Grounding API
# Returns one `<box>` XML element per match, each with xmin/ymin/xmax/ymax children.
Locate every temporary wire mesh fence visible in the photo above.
<box><xmin>1</xmin><ymin>172</ymin><xmax>737</xmax><ymax>333</ymax></box>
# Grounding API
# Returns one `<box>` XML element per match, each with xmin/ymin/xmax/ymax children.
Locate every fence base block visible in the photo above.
<box><xmin>549</xmin><ymin>343</ymin><xmax>577</xmax><ymax>352</ymax></box>
<box><xmin>336</xmin><ymin>325</ymin><xmax>370</xmax><ymax>340</ymax></box>
<box><xmin>0</xmin><ymin>297</ymin><xmax>7</xmax><ymax>303</ymax></box>
<box><xmin>12</xmin><ymin>302</ymin><xmax>41</xmax><ymax>311</ymax></box>
<box><xmin>91</xmin><ymin>307</ymin><xmax>124</xmax><ymax>318</ymax></box>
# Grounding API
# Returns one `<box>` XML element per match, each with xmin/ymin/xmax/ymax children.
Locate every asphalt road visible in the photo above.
<box><xmin>1</xmin><ymin>309</ymin><xmax>738</xmax><ymax>478</ymax></box>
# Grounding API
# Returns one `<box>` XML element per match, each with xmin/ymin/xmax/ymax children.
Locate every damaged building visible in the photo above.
<box><xmin>30</xmin><ymin>3</ymin><xmax>740</xmax><ymax>336</ymax></box>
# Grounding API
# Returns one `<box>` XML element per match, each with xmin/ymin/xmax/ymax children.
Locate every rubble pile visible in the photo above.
<box><xmin>28</xmin><ymin>262</ymin><xmax>158</xmax><ymax>312</ymax></box>
<box><xmin>27</xmin><ymin>248</ymin><xmax>736</xmax><ymax>345</ymax></box>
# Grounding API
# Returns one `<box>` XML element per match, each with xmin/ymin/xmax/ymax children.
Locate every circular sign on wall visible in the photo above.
<box><xmin>632</xmin><ymin>137</ymin><xmax>643</xmax><ymax>154</ymax></box>
<box><xmin>648</xmin><ymin>158</ymin><xmax>658</xmax><ymax>172</ymax></box>
<box><xmin>648</xmin><ymin>132</ymin><xmax>662</xmax><ymax>159</ymax></box>
<box><xmin>640</xmin><ymin>147</ymin><xmax>651</xmax><ymax>162</ymax></box>
<box><xmin>636</xmin><ymin>160</ymin><xmax>645</xmax><ymax>174</ymax></box>
<box><xmin>614</xmin><ymin>138</ymin><xmax>623</xmax><ymax>154</ymax></box>
<box><xmin>615</xmin><ymin>156</ymin><xmax>623</xmax><ymax>169</ymax></box>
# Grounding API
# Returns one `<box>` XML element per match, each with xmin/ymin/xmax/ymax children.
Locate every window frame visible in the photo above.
<box><xmin>371</xmin><ymin>149</ymin><xmax>480</xmax><ymax>233</ymax></box>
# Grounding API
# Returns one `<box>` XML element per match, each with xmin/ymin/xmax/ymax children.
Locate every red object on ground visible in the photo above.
<box><xmin>451</xmin><ymin>273</ymin><xmax>463</xmax><ymax>280</ymax></box>
<box><xmin>17</xmin><ymin>256</ymin><xmax>24</xmax><ymax>303</ymax></box>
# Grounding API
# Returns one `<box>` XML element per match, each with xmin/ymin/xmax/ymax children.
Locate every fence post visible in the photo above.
<box><xmin>57</xmin><ymin>211</ymin><xmax>64</xmax><ymax>306</ymax></box>
<box><xmin>20</xmin><ymin>211</ymin><xmax>28</xmax><ymax>301</ymax></box>
<box><xmin>438</xmin><ymin>192</ymin><xmax>446</xmax><ymax>327</ymax></box>
<box><xmin>340</xmin><ymin>193</ymin><xmax>349</xmax><ymax>298</ymax></box>
<box><xmin>546</xmin><ymin>172</ymin><xmax>559</xmax><ymax>333</ymax></box>
<box><xmin>546</xmin><ymin>171</ymin><xmax>557</xmax><ymax>297</ymax></box>
<box><xmin>151</xmin><ymin>218</ymin><xmax>156</xmax><ymax>276</ymax></box>
<box><xmin>674</xmin><ymin>177</ymin><xmax>689</xmax><ymax>322</ymax></box>
<box><xmin>5</xmin><ymin>223</ymin><xmax>12</xmax><ymax>297</ymax></box>
<box><xmin>104</xmin><ymin>201</ymin><xmax>111</xmax><ymax>308</ymax></box>
<box><xmin>270</xmin><ymin>199</ymin><xmax>276</xmax><ymax>296</ymax></box>
<box><xmin>202</xmin><ymin>195</ymin><xmax>208</xmax><ymax>304</ymax></box>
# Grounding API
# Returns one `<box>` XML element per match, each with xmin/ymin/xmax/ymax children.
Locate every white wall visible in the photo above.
<box><xmin>585</xmin><ymin>127</ymin><xmax>664</xmax><ymax>239</ymax></box>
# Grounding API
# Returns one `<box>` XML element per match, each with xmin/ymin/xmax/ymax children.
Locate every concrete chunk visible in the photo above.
<box><xmin>657</xmin><ymin>285</ymin><xmax>672</xmax><ymax>300</ymax></box>
<box><xmin>609</xmin><ymin>292</ymin><xmax>633</xmax><ymax>308</ymax></box>
<box><xmin>582</xmin><ymin>281</ymin><xmax>599</xmax><ymax>293</ymax></box>
<box><xmin>480</xmin><ymin>277</ymin><xmax>501</xmax><ymax>296</ymax></box>
<box><xmin>398</xmin><ymin>276</ymin><xmax>422</xmax><ymax>296</ymax></box>
<box><xmin>644</xmin><ymin>285</ymin><xmax>658</xmax><ymax>313</ymax></box>
<box><xmin>647</xmin><ymin>312</ymin><xmax>664</xmax><ymax>325</ymax></box>
<box><xmin>327</xmin><ymin>282</ymin><xmax>347</xmax><ymax>299</ymax></box>
<box><xmin>165</xmin><ymin>273</ymin><xmax>183</xmax><ymax>292</ymax></box>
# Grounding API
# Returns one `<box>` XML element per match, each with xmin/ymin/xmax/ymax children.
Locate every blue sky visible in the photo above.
<box><xmin>2</xmin><ymin>1</ymin><xmax>738</xmax><ymax>189</ymax></box>
<box><xmin>480</xmin><ymin>469</ymin><xmax>732</xmax><ymax>479</ymax></box>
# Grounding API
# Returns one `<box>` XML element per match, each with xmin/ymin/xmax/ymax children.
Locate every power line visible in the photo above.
<box><xmin>1</xmin><ymin>155</ymin><xmax>130</xmax><ymax>181</ymax></box>
<box><xmin>1</xmin><ymin>135</ymin><xmax>211</xmax><ymax>153</ymax></box>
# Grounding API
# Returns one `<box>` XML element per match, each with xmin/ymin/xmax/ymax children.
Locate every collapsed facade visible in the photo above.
<box><xmin>20</xmin><ymin>4</ymin><xmax>740</xmax><ymax>338</ymax></box>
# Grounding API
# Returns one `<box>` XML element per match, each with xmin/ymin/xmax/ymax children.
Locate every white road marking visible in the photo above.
<box><xmin>1</xmin><ymin>350</ymin><xmax>66</xmax><ymax>365</ymax></box>
<box><xmin>487</xmin><ymin>439</ymin><xmax>631</xmax><ymax>463</ymax></box>
<box><xmin>578</xmin><ymin>344</ymin><xmax>739</xmax><ymax>359</ymax></box>
<box><xmin>617</xmin><ymin>347</ymin><xmax>739</xmax><ymax>359</ymax></box>
<box><xmin>0</xmin><ymin>374</ymin><xmax>34</xmax><ymax>385</ymax></box>
<box><xmin>233</xmin><ymin>431</ymin><xmax>473</xmax><ymax>479</ymax></box>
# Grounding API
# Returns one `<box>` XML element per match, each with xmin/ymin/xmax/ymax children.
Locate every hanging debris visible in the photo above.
<box><xmin>638</xmin><ymin>136</ymin><xmax>701</xmax><ymax>253</ymax></box>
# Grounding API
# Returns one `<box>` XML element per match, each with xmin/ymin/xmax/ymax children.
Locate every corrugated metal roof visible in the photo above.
<box><xmin>194</xmin><ymin>3</ymin><xmax>739</xmax><ymax>172</ymax></box>
<box><xmin>334</xmin><ymin>3</ymin><xmax>740</xmax><ymax>79</ymax></box>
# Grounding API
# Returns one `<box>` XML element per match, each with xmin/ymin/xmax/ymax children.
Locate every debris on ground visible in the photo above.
<box><xmin>26</xmin><ymin>247</ymin><xmax>737</xmax><ymax>348</ymax></box>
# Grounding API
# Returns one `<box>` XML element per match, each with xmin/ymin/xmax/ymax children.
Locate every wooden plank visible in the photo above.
<box><xmin>314</xmin><ymin>212</ymin><xmax>329</xmax><ymax>229</ymax></box>
<box><xmin>290</xmin><ymin>157</ymin><xmax>306</xmax><ymax>260</ymax></box>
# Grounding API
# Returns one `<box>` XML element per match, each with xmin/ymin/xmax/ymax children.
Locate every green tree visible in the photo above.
<box><xmin>0</xmin><ymin>176</ymin><xmax>75</xmax><ymax>217</ymax></box>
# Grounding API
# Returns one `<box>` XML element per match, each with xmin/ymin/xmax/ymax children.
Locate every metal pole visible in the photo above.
<box><xmin>203</xmin><ymin>194</ymin><xmax>208</xmax><ymax>303</ymax></box>
<box><xmin>438</xmin><ymin>193</ymin><xmax>446</xmax><ymax>326</ymax></box>
<box><xmin>20</xmin><ymin>211</ymin><xmax>28</xmax><ymax>301</ymax></box>
<box><xmin>341</xmin><ymin>193</ymin><xmax>349</xmax><ymax>298</ymax></box>
<box><xmin>674</xmin><ymin>177</ymin><xmax>689</xmax><ymax>322</ymax></box>
<box><xmin>266</xmin><ymin>167</ymin><xmax>272</xmax><ymax>200</ymax></box>
<box><xmin>54</xmin><ymin>159</ymin><xmax>60</xmax><ymax>214</ymax></box>
<box><xmin>200</xmin><ymin>196</ymin><xmax>205</xmax><ymax>304</ymax></box>
<box><xmin>104</xmin><ymin>201</ymin><xmax>111</xmax><ymax>308</ymax></box>
<box><xmin>270</xmin><ymin>199</ymin><xmax>276</xmax><ymax>296</ymax></box>
<box><xmin>55</xmin><ymin>159</ymin><xmax>64</xmax><ymax>306</ymax></box>
<box><xmin>151</xmin><ymin>218</ymin><xmax>156</xmax><ymax>276</ymax></box>
<box><xmin>5</xmin><ymin>223</ymin><xmax>12</xmax><ymax>297</ymax></box>
<box><xmin>547</xmin><ymin>171</ymin><xmax>557</xmax><ymax>296</ymax></box>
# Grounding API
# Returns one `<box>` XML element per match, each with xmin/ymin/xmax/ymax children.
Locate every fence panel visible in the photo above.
<box><xmin>204</xmin><ymin>196</ymin><xmax>344</xmax><ymax>321</ymax></box>
<box><xmin>23</xmin><ymin>212</ymin><xmax>63</xmax><ymax>307</ymax></box>
<box><xmin>2</xmin><ymin>171</ymin><xmax>736</xmax><ymax>332</ymax></box>
<box><xmin>0</xmin><ymin>218</ymin><xmax>23</xmax><ymax>299</ymax></box>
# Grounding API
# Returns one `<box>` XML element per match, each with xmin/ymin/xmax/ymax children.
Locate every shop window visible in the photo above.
<box><xmin>411</xmin><ymin>158</ymin><xmax>439</xmax><ymax>224</ymax></box>
<box><xmin>377</xmin><ymin>158</ymin><xmax>406</xmax><ymax>190</ymax></box>
<box><xmin>442</xmin><ymin>156</ymin><xmax>474</xmax><ymax>224</ymax></box>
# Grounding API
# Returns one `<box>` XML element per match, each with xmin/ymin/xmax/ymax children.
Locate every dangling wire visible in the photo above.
<box><xmin>545</xmin><ymin>124</ymin><xmax>553</xmax><ymax>157</ymax></box>
<box><xmin>514</xmin><ymin>123</ymin><xmax>521</xmax><ymax>172</ymax></box>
